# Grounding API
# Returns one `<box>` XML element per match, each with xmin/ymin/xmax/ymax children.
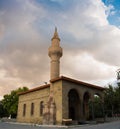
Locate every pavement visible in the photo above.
<box><xmin>0</xmin><ymin>120</ymin><xmax>120</xmax><ymax>129</ymax></box>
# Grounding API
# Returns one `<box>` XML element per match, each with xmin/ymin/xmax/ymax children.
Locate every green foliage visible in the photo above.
<box><xmin>114</xmin><ymin>84</ymin><xmax>120</xmax><ymax>113</ymax></box>
<box><xmin>94</xmin><ymin>96</ymin><xmax>104</xmax><ymax>118</ymax></box>
<box><xmin>0</xmin><ymin>101</ymin><xmax>8</xmax><ymax>118</ymax></box>
<box><xmin>104</xmin><ymin>84</ymin><xmax>120</xmax><ymax>117</ymax></box>
<box><xmin>1</xmin><ymin>87</ymin><xmax>28</xmax><ymax>118</ymax></box>
<box><xmin>89</xmin><ymin>96</ymin><xmax>104</xmax><ymax>119</ymax></box>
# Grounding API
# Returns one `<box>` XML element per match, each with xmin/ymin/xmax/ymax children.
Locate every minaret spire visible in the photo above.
<box><xmin>51</xmin><ymin>27</ymin><xmax>60</xmax><ymax>41</ymax></box>
<box><xmin>55</xmin><ymin>27</ymin><xmax>57</xmax><ymax>32</ymax></box>
<box><xmin>48</xmin><ymin>28</ymin><xmax>63</xmax><ymax>80</ymax></box>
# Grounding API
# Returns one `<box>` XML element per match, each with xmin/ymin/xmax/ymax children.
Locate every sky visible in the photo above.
<box><xmin>0</xmin><ymin>0</ymin><xmax>120</xmax><ymax>100</ymax></box>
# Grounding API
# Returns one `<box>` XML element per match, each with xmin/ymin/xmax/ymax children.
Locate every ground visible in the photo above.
<box><xmin>0</xmin><ymin>120</ymin><xmax>120</xmax><ymax>129</ymax></box>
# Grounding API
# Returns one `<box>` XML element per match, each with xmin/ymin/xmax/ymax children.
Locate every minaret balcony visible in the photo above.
<box><xmin>48</xmin><ymin>46</ymin><xmax>62</xmax><ymax>58</ymax></box>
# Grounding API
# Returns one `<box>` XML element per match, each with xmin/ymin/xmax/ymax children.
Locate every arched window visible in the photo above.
<box><xmin>23</xmin><ymin>104</ymin><xmax>26</xmax><ymax>117</ymax></box>
<box><xmin>40</xmin><ymin>101</ymin><xmax>44</xmax><ymax>116</ymax></box>
<box><xmin>31</xmin><ymin>103</ymin><xmax>34</xmax><ymax>116</ymax></box>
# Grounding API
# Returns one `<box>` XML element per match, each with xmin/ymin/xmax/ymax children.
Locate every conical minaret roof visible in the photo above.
<box><xmin>51</xmin><ymin>27</ymin><xmax>60</xmax><ymax>41</ymax></box>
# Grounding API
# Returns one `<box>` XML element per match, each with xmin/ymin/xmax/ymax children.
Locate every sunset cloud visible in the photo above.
<box><xmin>0</xmin><ymin>0</ymin><xmax>119</xmax><ymax>98</ymax></box>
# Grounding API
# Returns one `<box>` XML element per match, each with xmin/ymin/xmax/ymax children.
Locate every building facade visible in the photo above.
<box><xmin>17</xmin><ymin>28</ymin><xmax>104</xmax><ymax>125</ymax></box>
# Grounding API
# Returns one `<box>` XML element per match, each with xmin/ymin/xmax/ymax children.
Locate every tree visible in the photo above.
<box><xmin>0</xmin><ymin>101</ymin><xmax>8</xmax><ymax>118</ymax></box>
<box><xmin>94</xmin><ymin>96</ymin><xmax>103</xmax><ymax>118</ymax></box>
<box><xmin>89</xmin><ymin>95</ymin><xmax>104</xmax><ymax>120</ymax></box>
<box><xmin>114</xmin><ymin>83</ymin><xmax>120</xmax><ymax>114</ymax></box>
<box><xmin>104</xmin><ymin>85</ymin><xmax>115</xmax><ymax>116</ymax></box>
<box><xmin>2</xmin><ymin>87</ymin><xmax>28</xmax><ymax>118</ymax></box>
<box><xmin>104</xmin><ymin>84</ymin><xmax>120</xmax><ymax>117</ymax></box>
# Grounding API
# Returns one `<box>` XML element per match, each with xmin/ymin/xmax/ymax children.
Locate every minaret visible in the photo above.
<box><xmin>48</xmin><ymin>28</ymin><xmax>63</xmax><ymax>80</ymax></box>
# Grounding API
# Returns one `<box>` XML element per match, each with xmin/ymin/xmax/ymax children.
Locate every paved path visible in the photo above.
<box><xmin>76</xmin><ymin>120</ymin><xmax>120</xmax><ymax>129</ymax></box>
<box><xmin>0</xmin><ymin>120</ymin><xmax>120</xmax><ymax>129</ymax></box>
<box><xmin>0</xmin><ymin>122</ymin><xmax>37</xmax><ymax>129</ymax></box>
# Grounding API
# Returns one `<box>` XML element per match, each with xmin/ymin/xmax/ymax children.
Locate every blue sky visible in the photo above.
<box><xmin>35</xmin><ymin>0</ymin><xmax>120</xmax><ymax>27</ymax></box>
<box><xmin>102</xmin><ymin>0</ymin><xmax>120</xmax><ymax>27</ymax></box>
<box><xmin>0</xmin><ymin>0</ymin><xmax>120</xmax><ymax>99</ymax></box>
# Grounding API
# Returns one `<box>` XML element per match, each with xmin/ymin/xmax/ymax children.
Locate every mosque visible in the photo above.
<box><xmin>17</xmin><ymin>28</ymin><xmax>105</xmax><ymax>125</ymax></box>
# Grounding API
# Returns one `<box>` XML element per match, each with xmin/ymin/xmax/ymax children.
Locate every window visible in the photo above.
<box><xmin>31</xmin><ymin>103</ymin><xmax>34</xmax><ymax>116</ymax></box>
<box><xmin>40</xmin><ymin>101</ymin><xmax>44</xmax><ymax>116</ymax></box>
<box><xmin>23</xmin><ymin>104</ymin><xmax>26</xmax><ymax>116</ymax></box>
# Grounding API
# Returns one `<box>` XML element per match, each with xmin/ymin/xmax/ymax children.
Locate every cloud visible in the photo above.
<box><xmin>105</xmin><ymin>4</ymin><xmax>115</xmax><ymax>16</ymax></box>
<box><xmin>0</xmin><ymin>0</ymin><xmax>119</xmax><ymax>97</ymax></box>
<box><xmin>61</xmin><ymin>52</ymin><xmax>117</xmax><ymax>81</ymax></box>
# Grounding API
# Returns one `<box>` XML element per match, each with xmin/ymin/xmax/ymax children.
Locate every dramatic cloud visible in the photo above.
<box><xmin>0</xmin><ymin>0</ymin><xmax>119</xmax><ymax>98</ymax></box>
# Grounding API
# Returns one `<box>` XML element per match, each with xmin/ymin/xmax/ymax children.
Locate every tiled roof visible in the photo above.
<box><xmin>19</xmin><ymin>76</ymin><xmax>105</xmax><ymax>95</ymax></box>
<box><xmin>50</xmin><ymin>76</ymin><xmax>105</xmax><ymax>90</ymax></box>
<box><xmin>18</xmin><ymin>84</ymin><xmax>50</xmax><ymax>95</ymax></box>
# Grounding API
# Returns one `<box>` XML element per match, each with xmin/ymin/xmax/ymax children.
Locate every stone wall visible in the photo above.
<box><xmin>62</xmin><ymin>80</ymin><xmax>104</xmax><ymax>121</ymax></box>
<box><xmin>52</xmin><ymin>80</ymin><xmax>63</xmax><ymax>125</ymax></box>
<box><xmin>17</xmin><ymin>78</ymin><xmax>104</xmax><ymax>125</ymax></box>
<box><xmin>17</xmin><ymin>87</ymin><xmax>50</xmax><ymax>124</ymax></box>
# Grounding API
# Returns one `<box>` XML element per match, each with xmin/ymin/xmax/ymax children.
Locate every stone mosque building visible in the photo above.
<box><xmin>17</xmin><ymin>28</ymin><xmax>105</xmax><ymax>125</ymax></box>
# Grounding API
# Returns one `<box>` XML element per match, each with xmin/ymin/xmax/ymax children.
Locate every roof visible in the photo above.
<box><xmin>19</xmin><ymin>76</ymin><xmax>105</xmax><ymax>95</ymax></box>
<box><xmin>50</xmin><ymin>76</ymin><xmax>105</xmax><ymax>90</ymax></box>
<box><xmin>18</xmin><ymin>84</ymin><xmax>50</xmax><ymax>95</ymax></box>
